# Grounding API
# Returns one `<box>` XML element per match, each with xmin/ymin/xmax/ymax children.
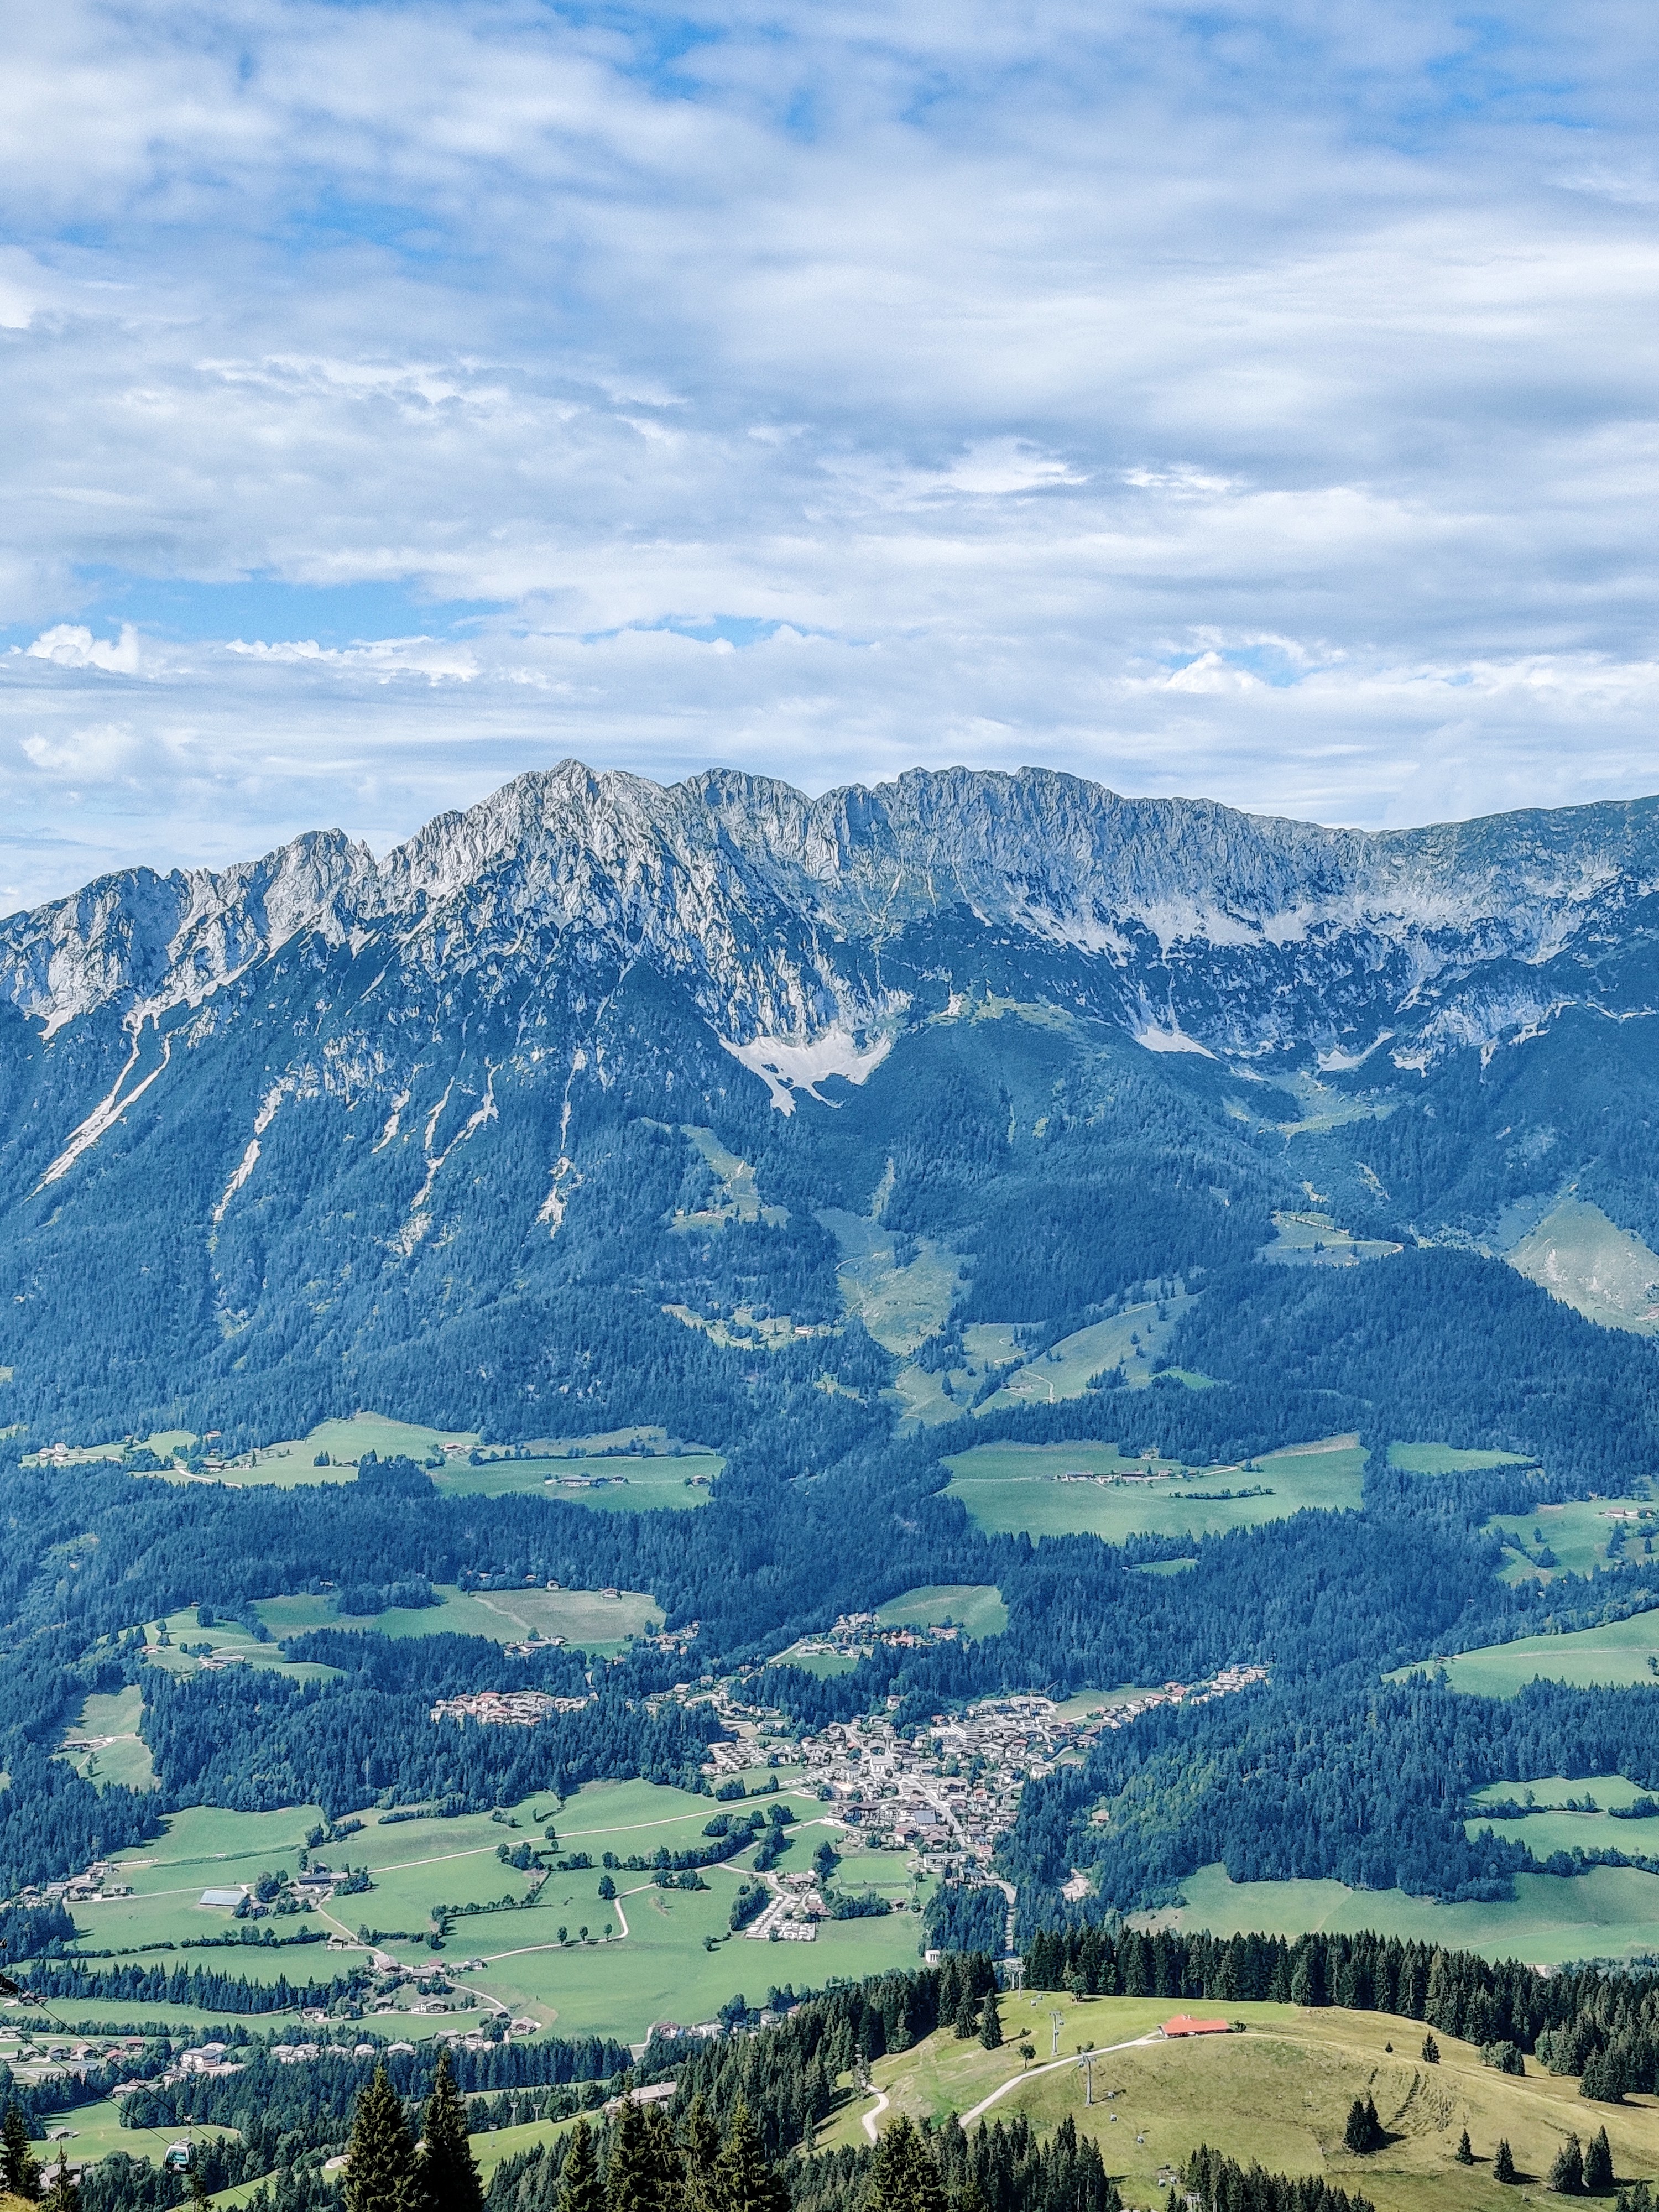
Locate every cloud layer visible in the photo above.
<box><xmin>2</xmin><ymin>0</ymin><xmax>1657</xmax><ymax>907</ymax></box>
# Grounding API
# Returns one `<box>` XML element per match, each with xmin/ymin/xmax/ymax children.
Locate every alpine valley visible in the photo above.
<box><xmin>9</xmin><ymin>764</ymin><xmax>1659</xmax><ymax>2211</ymax></box>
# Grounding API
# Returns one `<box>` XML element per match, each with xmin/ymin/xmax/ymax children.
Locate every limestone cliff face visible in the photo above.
<box><xmin>3</xmin><ymin>764</ymin><xmax>1655</xmax><ymax>1069</ymax></box>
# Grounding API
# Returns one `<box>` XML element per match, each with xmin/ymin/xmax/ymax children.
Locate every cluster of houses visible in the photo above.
<box><xmin>428</xmin><ymin>1689</ymin><xmax>591</xmax><ymax>1726</ymax></box>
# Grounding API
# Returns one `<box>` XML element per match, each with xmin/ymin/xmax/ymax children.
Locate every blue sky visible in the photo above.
<box><xmin>1</xmin><ymin>0</ymin><xmax>1657</xmax><ymax>909</ymax></box>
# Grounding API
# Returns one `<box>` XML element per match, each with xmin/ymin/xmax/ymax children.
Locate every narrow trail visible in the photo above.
<box><xmin>862</xmin><ymin>2088</ymin><xmax>889</xmax><ymax>2145</ymax></box>
<box><xmin>958</xmin><ymin>2034</ymin><xmax>1162</xmax><ymax>2125</ymax></box>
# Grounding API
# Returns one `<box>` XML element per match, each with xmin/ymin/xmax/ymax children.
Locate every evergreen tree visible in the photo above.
<box><xmin>607</xmin><ymin>2101</ymin><xmax>660</xmax><ymax>2212</ymax></box>
<box><xmin>679</xmin><ymin>2096</ymin><xmax>721</xmax><ymax>2212</ymax></box>
<box><xmin>978</xmin><ymin>1991</ymin><xmax>1003</xmax><ymax>2052</ymax></box>
<box><xmin>712</xmin><ymin>2103</ymin><xmax>785</xmax><ymax>2212</ymax></box>
<box><xmin>1549</xmin><ymin>2135</ymin><xmax>1585</xmax><ymax>2194</ymax></box>
<box><xmin>2</xmin><ymin>2101</ymin><xmax>39</xmax><ymax>2203</ymax></box>
<box><xmin>418</xmin><ymin>2051</ymin><xmax>482</xmax><ymax>2212</ymax></box>
<box><xmin>1455</xmin><ymin>2130</ymin><xmax>1474</xmax><ymax>2165</ymax></box>
<box><xmin>559</xmin><ymin>2120</ymin><xmax>606</xmax><ymax>2212</ymax></box>
<box><xmin>952</xmin><ymin>1992</ymin><xmax>979</xmax><ymax>2041</ymax></box>
<box><xmin>39</xmin><ymin>2155</ymin><xmax>74</xmax><ymax>2212</ymax></box>
<box><xmin>1421</xmin><ymin>2032</ymin><xmax>1439</xmax><ymax>2064</ymax></box>
<box><xmin>344</xmin><ymin>2066</ymin><xmax>419</xmax><ymax>2212</ymax></box>
<box><xmin>865</xmin><ymin>2115</ymin><xmax>946</xmax><ymax>2212</ymax></box>
<box><xmin>1496</xmin><ymin>2139</ymin><xmax>1519</xmax><ymax>2185</ymax></box>
<box><xmin>1585</xmin><ymin>2128</ymin><xmax>1615</xmax><ymax>2193</ymax></box>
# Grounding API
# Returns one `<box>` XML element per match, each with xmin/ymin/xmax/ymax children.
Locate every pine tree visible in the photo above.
<box><xmin>608</xmin><ymin>2100</ymin><xmax>661</xmax><ymax>2212</ymax></box>
<box><xmin>1585</xmin><ymin>2127</ymin><xmax>1614</xmax><ymax>2193</ymax></box>
<box><xmin>1343</xmin><ymin>2099</ymin><xmax>1374</xmax><ymax>2155</ymax></box>
<box><xmin>679</xmin><ymin>2096</ymin><xmax>721</xmax><ymax>2212</ymax></box>
<box><xmin>1549</xmin><ymin>2135</ymin><xmax>1585</xmax><ymax>2194</ymax></box>
<box><xmin>978</xmin><ymin>1990</ymin><xmax>1003</xmax><ymax>2051</ymax></box>
<box><xmin>39</xmin><ymin>2154</ymin><xmax>74</xmax><ymax>2212</ymax></box>
<box><xmin>1495</xmin><ymin>2138</ymin><xmax>1518</xmax><ymax>2185</ymax></box>
<box><xmin>2</xmin><ymin>2101</ymin><xmax>39</xmax><ymax>2203</ymax></box>
<box><xmin>1455</xmin><ymin>2130</ymin><xmax>1474</xmax><ymax>2166</ymax></box>
<box><xmin>559</xmin><ymin>2120</ymin><xmax>606</xmax><ymax>2212</ymax></box>
<box><xmin>344</xmin><ymin>2065</ymin><xmax>419</xmax><ymax>2212</ymax></box>
<box><xmin>1421</xmin><ymin>2032</ymin><xmax>1439</xmax><ymax>2063</ymax></box>
<box><xmin>864</xmin><ymin>2115</ymin><xmax>946</xmax><ymax>2212</ymax></box>
<box><xmin>952</xmin><ymin>1992</ymin><xmax>979</xmax><ymax>2041</ymax></box>
<box><xmin>417</xmin><ymin>2050</ymin><xmax>482</xmax><ymax>2212</ymax></box>
<box><xmin>712</xmin><ymin>2103</ymin><xmax>786</xmax><ymax>2212</ymax></box>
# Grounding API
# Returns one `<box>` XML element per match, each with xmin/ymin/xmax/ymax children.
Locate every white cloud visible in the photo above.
<box><xmin>0</xmin><ymin>0</ymin><xmax>1654</xmax><ymax>909</ymax></box>
<box><xmin>24</xmin><ymin>625</ymin><xmax>143</xmax><ymax>675</ymax></box>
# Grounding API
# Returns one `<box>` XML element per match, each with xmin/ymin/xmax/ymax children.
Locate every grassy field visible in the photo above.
<box><xmin>58</xmin><ymin>1685</ymin><xmax>156</xmax><ymax>1790</ymax></box>
<box><xmin>972</xmin><ymin>1300</ymin><xmax>1202</xmax><ymax>1419</ymax></box>
<box><xmin>875</xmin><ymin>1584</ymin><xmax>1009</xmax><ymax>1637</ymax></box>
<box><xmin>1260</xmin><ymin>1209</ymin><xmax>1402</xmax><ymax>1267</ymax></box>
<box><xmin>57</xmin><ymin>1779</ymin><xmax>923</xmax><ymax>2044</ymax></box>
<box><xmin>1464</xmin><ymin>1772</ymin><xmax>1659</xmax><ymax>1866</ymax></box>
<box><xmin>943</xmin><ymin>1437</ymin><xmax>1365</xmax><ymax>1545</ymax></box>
<box><xmin>1485</xmin><ymin>1496</ymin><xmax>1658</xmax><ymax>1584</ymax></box>
<box><xmin>432</xmin><ymin>1453</ymin><xmax>719</xmax><ymax>1511</ymax></box>
<box><xmin>1505</xmin><ymin>1196</ymin><xmax>1659</xmax><ymax>1335</ymax></box>
<box><xmin>1395</xmin><ymin>1606</ymin><xmax>1659</xmax><ymax>1696</ymax></box>
<box><xmin>818</xmin><ymin>1209</ymin><xmax>959</xmax><ymax>1358</ymax></box>
<box><xmin>1136</xmin><ymin>1859</ymin><xmax>1659</xmax><ymax>1965</ymax></box>
<box><xmin>837</xmin><ymin>1994</ymin><xmax>1659</xmax><ymax>2211</ymax></box>
<box><xmin>1387</xmin><ymin>1441</ymin><xmax>1533</xmax><ymax>1474</ymax></box>
<box><xmin>253</xmin><ymin>1583</ymin><xmax>662</xmax><ymax>1656</ymax></box>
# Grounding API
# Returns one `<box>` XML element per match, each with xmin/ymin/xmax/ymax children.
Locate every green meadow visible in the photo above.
<box><xmin>1465</xmin><ymin>1773</ymin><xmax>1659</xmax><ymax>1860</ymax></box>
<box><xmin>253</xmin><ymin>1583</ymin><xmax>662</xmax><ymax>1656</ymax></box>
<box><xmin>1386</xmin><ymin>1441</ymin><xmax>1533</xmax><ymax>1474</ymax></box>
<box><xmin>49</xmin><ymin>1779</ymin><xmax>924</xmax><ymax>2046</ymax></box>
<box><xmin>875</xmin><ymin>1584</ymin><xmax>1008</xmax><ymax>1637</ymax></box>
<box><xmin>1139</xmin><ymin>1858</ymin><xmax>1659</xmax><ymax>1965</ymax></box>
<box><xmin>943</xmin><ymin>1436</ymin><xmax>1365</xmax><ymax>1543</ymax></box>
<box><xmin>1395</xmin><ymin>1605</ymin><xmax>1659</xmax><ymax>1696</ymax></box>
<box><xmin>840</xmin><ymin>1993</ymin><xmax>1659</xmax><ymax>2212</ymax></box>
<box><xmin>1486</xmin><ymin>1496</ymin><xmax>1658</xmax><ymax>1584</ymax></box>
<box><xmin>432</xmin><ymin>1452</ymin><xmax>719</xmax><ymax>1510</ymax></box>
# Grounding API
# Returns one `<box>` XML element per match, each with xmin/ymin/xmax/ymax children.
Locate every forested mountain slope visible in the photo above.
<box><xmin>2</xmin><ymin>762</ymin><xmax>1659</xmax><ymax>1439</ymax></box>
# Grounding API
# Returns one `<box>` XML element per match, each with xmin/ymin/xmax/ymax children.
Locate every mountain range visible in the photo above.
<box><xmin>4</xmin><ymin>760</ymin><xmax>1659</xmax><ymax>1443</ymax></box>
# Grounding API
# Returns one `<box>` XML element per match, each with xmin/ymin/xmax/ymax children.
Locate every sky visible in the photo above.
<box><xmin>3</xmin><ymin>0</ymin><xmax>1658</xmax><ymax>910</ymax></box>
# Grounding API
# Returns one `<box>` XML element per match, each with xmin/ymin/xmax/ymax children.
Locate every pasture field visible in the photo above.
<box><xmin>1465</xmin><ymin>1773</ymin><xmax>1659</xmax><ymax>1860</ymax></box>
<box><xmin>1136</xmin><ymin>1859</ymin><xmax>1659</xmax><ymax>1965</ymax></box>
<box><xmin>1396</xmin><ymin>1606</ymin><xmax>1659</xmax><ymax>1696</ymax></box>
<box><xmin>834</xmin><ymin>1995</ymin><xmax>1659</xmax><ymax>2211</ymax></box>
<box><xmin>943</xmin><ymin>1437</ymin><xmax>1365</xmax><ymax>1544</ymax></box>
<box><xmin>817</xmin><ymin>1209</ymin><xmax>959</xmax><ymax>1358</ymax></box>
<box><xmin>1504</xmin><ymin>1196</ymin><xmax>1659</xmax><ymax>1335</ymax></box>
<box><xmin>874</xmin><ymin>1584</ymin><xmax>1008</xmax><ymax>1637</ymax></box>
<box><xmin>1485</xmin><ymin>1496</ymin><xmax>1657</xmax><ymax>1584</ymax></box>
<box><xmin>771</xmin><ymin>1646</ymin><xmax>861</xmax><ymax>1677</ymax></box>
<box><xmin>139</xmin><ymin>1610</ymin><xmax>340</xmax><ymax>1683</ymax></box>
<box><xmin>48</xmin><ymin>1779</ymin><xmax>921</xmax><ymax>2046</ymax></box>
<box><xmin>1260</xmin><ymin>1208</ymin><xmax>1402</xmax><ymax>1267</ymax></box>
<box><xmin>1387</xmin><ymin>1441</ymin><xmax>1533</xmax><ymax>1474</ymax></box>
<box><xmin>58</xmin><ymin>1686</ymin><xmax>156</xmax><ymax>1790</ymax></box>
<box><xmin>253</xmin><ymin>1583</ymin><xmax>662</xmax><ymax>1655</ymax></box>
<box><xmin>972</xmin><ymin>1299</ymin><xmax>1199</xmax><ymax>1418</ymax></box>
<box><xmin>433</xmin><ymin>1453</ymin><xmax>719</xmax><ymax>1510</ymax></box>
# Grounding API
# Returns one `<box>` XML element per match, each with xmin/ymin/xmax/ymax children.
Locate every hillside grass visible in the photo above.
<box><xmin>433</xmin><ymin>1452</ymin><xmax>719</xmax><ymax>1510</ymax></box>
<box><xmin>254</xmin><ymin>1583</ymin><xmax>662</xmax><ymax>1655</ymax></box>
<box><xmin>833</xmin><ymin>1993</ymin><xmax>1659</xmax><ymax>2211</ymax></box>
<box><xmin>1486</xmin><ymin>1496</ymin><xmax>1657</xmax><ymax>1585</ymax></box>
<box><xmin>943</xmin><ymin>1437</ymin><xmax>1365</xmax><ymax>1545</ymax></box>
<box><xmin>52</xmin><ymin>1780</ymin><xmax>923</xmax><ymax>2044</ymax></box>
<box><xmin>1134</xmin><ymin>1859</ymin><xmax>1659</xmax><ymax>1965</ymax></box>
<box><xmin>875</xmin><ymin>1585</ymin><xmax>1008</xmax><ymax>1638</ymax></box>
<box><xmin>1395</xmin><ymin>1605</ymin><xmax>1659</xmax><ymax>1696</ymax></box>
